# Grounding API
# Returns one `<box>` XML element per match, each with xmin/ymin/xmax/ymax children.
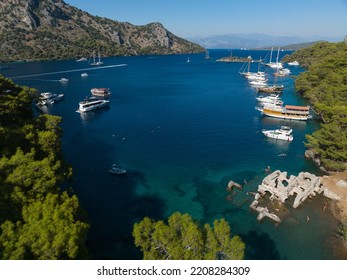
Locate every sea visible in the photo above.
<box><xmin>3</xmin><ymin>49</ymin><xmax>341</xmax><ymax>260</ymax></box>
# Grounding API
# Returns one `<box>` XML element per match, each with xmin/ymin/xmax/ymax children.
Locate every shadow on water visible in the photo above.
<box><xmin>61</xmin><ymin>124</ymin><xmax>166</xmax><ymax>260</ymax></box>
<box><xmin>240</xmin><ymin>230</ymin><xmax>283</xmax><ymax>260</ymax></box>
<box><xmin>86</xmin><ymin>170</ymin><xmax>166</xmax><ymax>260</ymax></box>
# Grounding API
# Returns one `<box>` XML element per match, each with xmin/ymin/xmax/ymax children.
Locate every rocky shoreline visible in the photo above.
<box><xmin>321</xmin><ymin>171</ymin><xmax>347</xmax><ymax>221</ymax></box>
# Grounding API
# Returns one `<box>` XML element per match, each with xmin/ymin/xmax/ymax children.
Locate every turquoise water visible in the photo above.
<box><xmin>6</xmin><ymin>49</ymin><xmax>339</xmax><ymax>259</ymax></box>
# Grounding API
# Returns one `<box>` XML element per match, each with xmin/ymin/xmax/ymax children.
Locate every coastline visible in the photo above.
<box><xmin>321</xmin><ymin>171</ymin><xmax>347</xmax><ymax>258</ymax></box>
<box><xmin>321</xmin><ymin>171</ymin><xmax>347</xmax><ymax>220</ymax></box>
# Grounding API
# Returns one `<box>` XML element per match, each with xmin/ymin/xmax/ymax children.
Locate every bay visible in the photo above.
<box><xmin>7</xmin><ymin>49</ymin><xmax>338</xmax><ymax>259</ymax></box>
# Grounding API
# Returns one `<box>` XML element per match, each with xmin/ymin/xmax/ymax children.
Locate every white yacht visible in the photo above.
<box><xmin>246</xmin><ymin>73</ymin><xmax>267</xmax><ymax>81</ymax></box>
<box><xmin>59</xmin><ymin>78</ymin><xmax>68</xmax><ymax>83</ymax></box>
<box><xmin>77</xmin><ymin>97</ymin><xmax>109</xmax><ymax>113</ymax></box>
<box><xmin>288</xmin><ymin>61</ymin><xmax>299</xmax><ymax>66</ymax></box>
<box><xmin>81</xmin><ymin>73</ymin><xmax>88</xmax><ymax>77</ymax></box>
<box><xmin>249</xmin><ymin>80</ymin><xmax>268</xmax><ymax>87</ymax></box>
<box><xmin>256</xmin><ymin>94</ymin><xmax>283</xmax><ymax>106</ymax></box>
<box><xmin>38</xmin><ymin>92</ymin><xmax>64</xmax><ymax>106</ymax></box>
<box><xmin>262</xmin><ymin>126</ymin><xmax>293</xmax><ymax>141</ymax></box>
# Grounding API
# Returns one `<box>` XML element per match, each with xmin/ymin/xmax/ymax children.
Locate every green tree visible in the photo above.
<box><xmin>286</xmin><ymin>41</ymin><xmax>347</xmax><ymax>171</ymax></box>
<box><xmin>133</xmin><ymin>212</ymin><xmax>245</xmax><ymax>260</ymax></box>
<box><xmin>0</xmin><ymin>192</ymin><xmax>89</xmax><ymax>260</ymax></box>
<box><xmin>0</xmin><ymin>75</ymin><xmax>88</xmax><ymax>259</ymax></box>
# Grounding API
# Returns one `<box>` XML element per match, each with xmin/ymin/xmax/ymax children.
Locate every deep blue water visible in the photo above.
<box><xmin>4</xmin><ymin>49</ymin><xmax>339</xmax><ymax>259</ymax></box>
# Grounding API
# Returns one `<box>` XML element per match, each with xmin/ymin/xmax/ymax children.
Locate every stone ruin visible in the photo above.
<box><xmin>250</xmin><ymin>170</ymin><xmax>329</xmax><ymax>223</ymax></box>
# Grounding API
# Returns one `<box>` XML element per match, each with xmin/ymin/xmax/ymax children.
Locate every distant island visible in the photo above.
<box><xmin>0</xmin><ymin>0</ymin><xmax>204</xmax><ymax>62</ymax></box>
<box><xmin>217</xmin><ymin>56</ymin><xmax>259</xmax><ymax>63</ymax></box>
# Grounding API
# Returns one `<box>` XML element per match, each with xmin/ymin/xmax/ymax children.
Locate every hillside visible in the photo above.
<box><xmin>0</xmin><ymin>0</ymin><xmax>204</xmax><ymax>62</ymax></box>
<box><xmin>278</xmin><ymin>41</ymin><xmax>324</xmax><ymax>51</ymax></box>
<box><xmin>286</xmin><ymin>41</ymin><xmax>347</xmax><ymax>172</ymax></box>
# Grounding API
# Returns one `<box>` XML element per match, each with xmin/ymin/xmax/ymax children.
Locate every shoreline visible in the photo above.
<box><xmin>321</xmin><ymin>171</ymin><xmax>347</xmax><ymax>221</ymax></box>
<box><xmin>320</xmin><ymin>170</ymin><xmax>347</xmax><ymax>258</ymax></box>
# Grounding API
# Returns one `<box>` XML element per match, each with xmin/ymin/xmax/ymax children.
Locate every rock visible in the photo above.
<box><xmin>256</xmin><ymin>170</ymin><xmax>324</xmax><ymax>208</ymax></box>
<box><xmin>322</xmin><ymin>187</ymin><xmax>343</xmax><ymax>200</ymax></box>
<box><xmin>227</xmin><ymin>180</ymin><xmax>243</xmax><ymax>191</ymax></box>
<box><xmin>337</xmin><ymin>180</ymin><xmax>347</xmax><ymax>188</ymax></box>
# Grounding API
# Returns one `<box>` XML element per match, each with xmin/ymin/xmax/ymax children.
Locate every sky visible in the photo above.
<box><xmin>64</xmin><ymin>0</ymin><xmax>347</xmax><ymax>39</ymax></box>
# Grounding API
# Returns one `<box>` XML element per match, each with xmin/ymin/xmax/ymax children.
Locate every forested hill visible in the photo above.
<box><xmin>0</xmin><ymin>75</ymin><xmax>89</xmax><ymax>259</ymax></box>
<box><xmin>285</xmin><ymin>41</ymin><xmax>347</xmax><ymax>172</ymax></box>
<box><xmin>0</xmin><ymin>0</ymin><xmax>204</xmax><ymax>62</ymax></box>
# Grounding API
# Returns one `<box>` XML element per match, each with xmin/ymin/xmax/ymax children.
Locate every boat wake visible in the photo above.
<box><xmin>10</xmin><ymin>64</ymin><xmax>127</xmax><ymax>79</ymax></box>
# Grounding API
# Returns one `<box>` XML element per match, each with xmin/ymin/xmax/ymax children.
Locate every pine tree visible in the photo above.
<box><xmin>133</xmin><ymin>212</ymin><xmax>245</xmax><ymax>260</ymax></box>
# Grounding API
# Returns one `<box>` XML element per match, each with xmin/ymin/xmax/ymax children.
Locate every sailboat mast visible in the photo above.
<box><xmin>258</xmin><ymin>56</ymin><xmax>261</xmax><ymax>72</ymax></box>
<box><xmin>269</xmin><ymin>47</ymin><xmax>273</xmax><ymax>63</ymax></box>
<box><xmin>247</xmin><ymin>57</ymin><xmax>251</xmax><ymax>73</ymax></box>
<box><xmin>276</xmin><ymin>47</ymin><xmax>280</xmax><ymax>63</ymax></box>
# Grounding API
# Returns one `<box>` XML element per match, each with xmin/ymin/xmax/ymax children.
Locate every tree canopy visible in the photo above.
<box><xmin>133</xmin><ymin>212</ymin><xmax>245</xmax><ymax>260</ymax></box>
<box><xmin>0</xmin><ymin>75</ymin><xmax>89</xmax><ymax>259</ymax></box>
<box><xmin>284</xmin><ymin>41</ymin><xmax>347</xmax><ymax>171</ymax></box>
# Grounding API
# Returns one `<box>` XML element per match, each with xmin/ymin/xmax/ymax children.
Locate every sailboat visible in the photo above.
<box><xmin>90</xmin><ymin>51</ymin><xmax>104</xmax><ymax>66</ymax></box>
<box><xmin>265</xmin><ymin>47</ymin><xmax>283</xmax><ymax>69</ymax></box>
<box><xmin>186</xmin><ymin>57</ymin><xmax>190</xmax><ymax>63</ymax></box>
<box><xmin>205</xmin><ymin>50</ymin><xmax>210</xmax><ymax>59</ymax></box>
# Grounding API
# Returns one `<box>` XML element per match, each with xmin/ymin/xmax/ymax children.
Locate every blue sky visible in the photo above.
<box><xmin>64</xmin><ymin>0</ymin><xmax>347</xmax><ymax>38</ymax></box>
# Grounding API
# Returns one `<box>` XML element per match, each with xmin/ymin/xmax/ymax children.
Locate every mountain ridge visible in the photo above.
<box><xmin>0</xmin><ymin>0</ymin><xmax>204</xmax><ymax>62</ymax></box>
<box><xmin>187</xmin><ymin>32</ymin><xmax>343</xmax><ymax>49</ymax></box>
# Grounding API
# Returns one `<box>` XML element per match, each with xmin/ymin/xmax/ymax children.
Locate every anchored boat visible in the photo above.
<box><xmin>256</xmin><ymin>104</ymin><xmax>312</xmax><ymax>121</ymax></box>
<box><xmin>262</xmin><ymin>126</ymin><xmax>293</xmax><ymax>141</ymax></box>
<box><xmin>90</xmin><ymin>88</ymin><xmax>111</xmax><ymax>97</ymax></box>
<box><xmin>76</xmin><ymin>97</ymin><xmax>109</xmax><ymax>113</ymax></box>
<box><xmin>109</xmin><ymin>164</ymin><xmax>126</xmax><ymax>175</ymax></box>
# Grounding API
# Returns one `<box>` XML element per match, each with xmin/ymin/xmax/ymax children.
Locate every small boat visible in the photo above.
<box><xmin>264</xmin><ymin>47</ymin><xmax>283</xmax><ymax>69</ymax></box>
<box><xmin>81</xmin><ymin>73</ymin><xmax>88</xmax><ymax>77</ymax></box>
<box><xmin>273</xmin><ymin>68</ymin><xmax>290</xmax><ymax>77</ymax></box>
<box><xmin>90</xmin><ymin>88</ymin><xmax>111</xmax><ymax>97</ymax></box>
<box><xmin>249</xmin><ymin>80</ymin><xmax>268</xmax><ymax>87</ymax></box>
<box><xmin>76</xmin><ymin>57</ymin><xmax>88</xmax><ymax>62</ymax></box>
<box><xmin>256</xmin><ymin>94</ymin><xmax>283</xmax><ymax>106</ymax></box>
<box><xmin>109</xmin><ymin>164</ymin><xmax>126</xmax><ymax>175</ymax></box>
<box><xmin>288</xmin><ymin>61</ymin><xmax>299</xmax><ymax>66</ymax></box>
<box><xmin>76</xmin><ymin>96</ymin><xmax>110</xmax><ymax>113</ymax></box>
<box><xmin>90</xmin><ymin>51</ymin><xmax>104</xmax><ymax>66</ymax></box>
<box><xmin>59</xmin><ymin>78</ymin><xmax>68</xmax><ymax>83</ymax></box>
<box><xmin>246</xmin><ymin>73</ymin><xmax>267</xmax><ymax>81</ymax></box>
<box><xmin>262</xmin><ymin>126</ymin><xmax>293</xmax><ymax>141</ymax></box>
<box><xmin>187</xmin><ymin>57</ymin><xmax>190</xmax><ymax>63</ymax></box>
<box><xmin>205</xmin><ymin>50</ymin><xmax>210</xmax><ymax>60</ymax></box>
<box><xmin>37</xmin><ymin>92</ymin><xmax>64</xmax><ymax>106</ymax></box>
<box><xmin>256</xmin><ymin>85</ymin><xmax>284</xmax><ymax>93</ymax></box>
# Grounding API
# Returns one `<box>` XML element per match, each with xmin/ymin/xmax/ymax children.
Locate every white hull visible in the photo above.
<box><xmin>262</xmin><ymin>130</ymin><xmax>293</xmax><ymax>141</ymax></box>
<box><xmin>77</xmin><ymin>100</ymin><xmax>109</xmax><ymax>113</ymax></box>
<box><xmin>261</xmin><ymin>110</ymin><xmax>310</xmax><ymax>121</ymax></box>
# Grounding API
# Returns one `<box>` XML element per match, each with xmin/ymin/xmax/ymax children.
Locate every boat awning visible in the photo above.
<box><xmin>285</xmin><ymin>105</ymin><xmax>309</xmax><ymax>111</ymax></box>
